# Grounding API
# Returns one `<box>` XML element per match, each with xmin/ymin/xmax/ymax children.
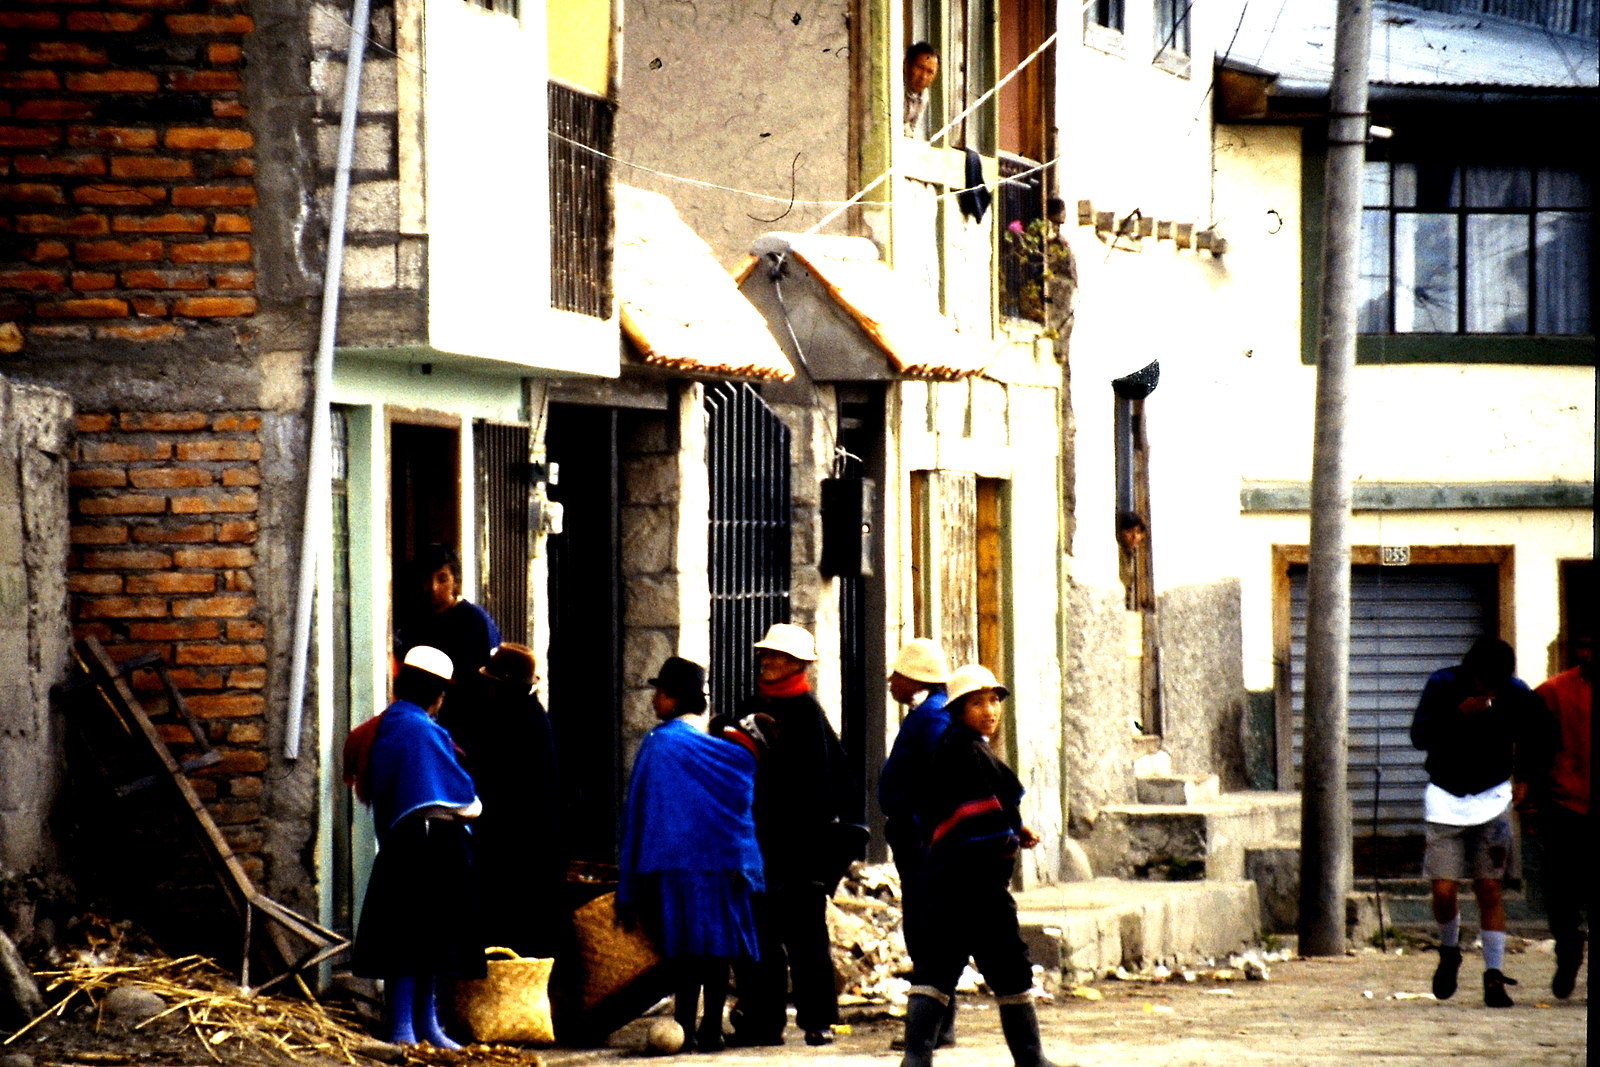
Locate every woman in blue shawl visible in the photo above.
<box><xmin>618</xmin><ymin>657</ymin><xmax>764</xmax><ymax>1052</ymax></box>
<box><xmin>351</xmin><ymin>645</ymin><xmax>485</xmax><ymax>1050</ymax></box>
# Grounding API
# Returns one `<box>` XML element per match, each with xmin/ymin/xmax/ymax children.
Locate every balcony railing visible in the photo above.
<box><xmin>549</xmin><ymin>82</ymin><xmax>615</xmax><ymax>318</ymax></box>
<box><xmin>998</xmin><ymin>154</ymin><xmax>1045</xmax><ymax>322</ymax></box>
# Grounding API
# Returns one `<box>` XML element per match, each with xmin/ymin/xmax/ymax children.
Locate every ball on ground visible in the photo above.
<box><xmin>646</xmin><ymin>1018</ymin><xmax>685</xmax><ymax>1054</ymax></box>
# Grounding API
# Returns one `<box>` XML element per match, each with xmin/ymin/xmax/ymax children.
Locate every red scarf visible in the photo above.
<box><xmin>757</xmin><ymin>671</ymin><xmax>811</xmax><ymax>700</ymax></box>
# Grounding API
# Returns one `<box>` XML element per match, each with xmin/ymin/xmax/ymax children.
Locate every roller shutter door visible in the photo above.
<box><xmin>1289</xmin><ymin>564</ymin><xmax>1497</xmax><ymax>855</ymax></box>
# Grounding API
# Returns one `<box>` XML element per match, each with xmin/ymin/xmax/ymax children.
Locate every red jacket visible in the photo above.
<box><xmin>1534</xmin><ymin>667</ymin><xmax>1591</xmax><ymax>816</ymax></box>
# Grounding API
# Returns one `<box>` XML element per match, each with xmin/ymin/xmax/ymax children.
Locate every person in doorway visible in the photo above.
<box><xmin>395</xmin><ymin>544</ymin><xmax>501</xmax><ymax>739</ymax></box>
<box><xmin>1115</xmin><ymin>511</ymin><xmax>1148</xmax><ymax>610</ymax></box>
<box><xmin>450</xmin><ymin>642</ymin><xmax>566</xmax><ymax>958</ymax></box>
<box><xmin>1410</xmin><ymin>636</ymin><xmax>1539</xmax><ymax>1008</ymax></box>
<box><xmin>904</xmin><ymin>42</ymin><xmax>940</xmax><ymax>138</ymax></box>
<box><xmin>726</xmin><ymin>623</ymin><xmax>848</xmax><ymax>1048</ymax></box>
<box><xmin>878</xmin><ymin>638</ymin><xmax>959</xmax><ymax>1050</ymax></box>
<box><xmin>1523</xmin><ymin>631</ymin><xmax>1591</xmax><ymax>999</ymax></box>
<box><xmin>617</xmin><ymin>656</ymin><xmax>765</xmax><ymax>1053</ymax></box>
<box><xmin>899</xmin><ymin>664</ymin><xmax>1057</xmax><ymax>1067</ymax></box>
<box><xmin>351</xmin><ymin>645</ymin><xmax>485</xmax><ymax>1050</ymax></box>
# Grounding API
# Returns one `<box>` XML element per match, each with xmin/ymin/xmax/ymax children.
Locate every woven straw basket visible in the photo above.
<box><xmin>571</xmin><ymin>891</ymin><xmax>661</xmax><ymax>1010</ymax></box>
<box><xmin>452</xmin><ymin>946</ymin><xmax>556</xmax><ymax>1045</ymax></box>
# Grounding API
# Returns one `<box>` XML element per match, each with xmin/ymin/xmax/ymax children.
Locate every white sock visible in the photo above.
<box><xmin>1439</xmin><ymin>914</ymin><xmax>1460</xmax><ymax>948</ymax></box>
<box><xmin>1482</xmin><ymin>930</ymin><xmax>1506</xmax><ymax>971</ymax></box>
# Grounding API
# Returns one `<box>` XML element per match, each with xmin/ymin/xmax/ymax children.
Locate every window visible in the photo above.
<box><xmin>1359</xmin><ymin>161</ymin><xmax>1591</xmax><ymax>336</ymax></box>
<box><xmin>548</xmin><ymin>82</ymin><xmax>614</xmax><ymax>318</ymax></box>
<box><xmin>1087</xmin><ymin>0</ymin><xmax>1124</xmax><ymax>32</ymax></box>
<box><xmin>1154</xmin><ymin>0</ymin><xmax>1190</xmax><ymax>57</ymax></box>
<box><xmin>902</xmin><ymin>0</ymin><xmax>997</xmax><ymax>151</ymax></box>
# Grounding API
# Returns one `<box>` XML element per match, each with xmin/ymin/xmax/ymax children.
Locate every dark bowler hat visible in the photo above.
<box><xmin>649</xmin><ymin>656</ymin><xmax>707</xmax><ymax>710</ymax></box>
<box><xmin>481</xmin><ymin>642</ymin><xmax>538</xmax><ymax>691</ymax></box>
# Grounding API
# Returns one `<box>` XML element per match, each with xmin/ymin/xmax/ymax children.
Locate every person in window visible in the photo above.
<box><xmin>904</xmin><ymin>42</ymin><xmax>940</xmax><ymax>139</ymax></box>
<box><xmin>1115</xmin><ymin>510</ymin><xmax>1148</xmax><ymax>610</ymax></box>
<box><xmin>726</xmin><ymin>624</ymin><xmax>848</xmax><ymax>1048</ymax></box>
<box><xmin>617</xmin><ymin>656</ymin><xmax>765</xmax><ymax>1052</ymax></box>
<box><xmin>395</xmin><ymin>543</ymin><xmax>501</xmax><ymax>740</ymax></box>
<box><xmin>1410</xmin><ymin>636</ymin><xmax>1540</xmax><ymax>1008</ymax></box>
<box><xmin>351</xmin><ymin>645</ymin><xmax>485</xmax><ymax>1050</ymax></box>
<box><xmin>899</xmin><ymin>664</ymin><xmax>1058</xmax><ymax>1067</ymax></box>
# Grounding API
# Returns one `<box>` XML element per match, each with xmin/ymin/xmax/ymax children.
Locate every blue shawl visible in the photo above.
<box><xmin>879</xmin><ymin>689</ymin><xmax>950</xmax><ymax>824</ymax></box>
<box><xmin>367</xmin><ymin>700</ymin><xmax>479</xmax><ymax>837</ymax></box>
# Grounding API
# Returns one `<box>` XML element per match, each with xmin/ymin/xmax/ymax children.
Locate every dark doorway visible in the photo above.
<box><xmin>835</xmin><ymin>386</ymin><xmax>886</xmax><ymax>838</ymax></box>
<box><xmin>476</xmin><ymin>421</ymin><xmax>534</xmax><ymax>647</ymax></box>
<box><xmin>545</xmin><ymin>405</ymin><xmax>624</xmax><ymax>865</ymax></box>
<box><xmin>390</xmin><ymin>419</ymin><xmax>462</xmax><ymax>653</ymax></box>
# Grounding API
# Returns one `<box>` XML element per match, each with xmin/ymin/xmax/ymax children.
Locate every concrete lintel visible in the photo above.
<box><xmin>1241</xmin><ymin>481</ymin><xmax>1594</xmax><ymax>513</ymax></box>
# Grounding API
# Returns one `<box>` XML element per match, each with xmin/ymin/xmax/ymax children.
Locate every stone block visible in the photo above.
<box><xmin>1136</xmin><ymin>774</ymin><xmax>1219</xmax><ymax>805</ymax></box>
<box><xmin>620</xmin><ymin>504</ymin><xmax>673</xmax><ymax>576</ymax></box>
<box><xmin>340</xmin><ymin>243</ymin><xmax>395</xmax><ymax>290</ymax></box>
<box><xmin>1245</xmin><ymin>844</ymin><xmax>1299</xmax><ymax>934</ymax></box>
<box><xmin>623</xmin><ymin>575</ymin><xmax>680</xmax><ymax>628</ymax></box>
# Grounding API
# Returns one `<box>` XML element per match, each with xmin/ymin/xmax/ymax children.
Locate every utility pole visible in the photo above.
<box><xmin>1298</xmin><ymin>0</ymin><xmax>1372</xmax><ymax>957</ymax></box>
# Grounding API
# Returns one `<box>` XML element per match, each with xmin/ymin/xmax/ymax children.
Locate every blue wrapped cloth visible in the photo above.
<box><xmin>366</xmin><ymin>700</ymin><xmax>478</xmax><ymax>837</ymax></box>
<box><xmin>618</xmin><ymin>719</ymin><xmax>764</xmax><ymax>959</ymax></box>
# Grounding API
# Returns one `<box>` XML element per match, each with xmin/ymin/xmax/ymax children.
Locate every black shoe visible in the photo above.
<box><xmin>696</xmin><ymin>1027</ymin><xmax>725</xmax><ymax>1053</ymax></box>
<box><xmin>805</xmin><ymin>1030</ymin><xmax>834</xmax><ymax>1046</ymax></box>
<box><xmin>1483</xmin><ymin>968</ymin><xmax>1516</xmax><ymax>1008</ymax></box>
<box><xmin>1432</xmin><ymin>945</ymin><xmax>1462</xmax><ymax>1000</ymax></box>
<box><xmin>1553</xmin><ymin>941</ymin><xmax>1583</xmax><ymax>1000</ymax></box>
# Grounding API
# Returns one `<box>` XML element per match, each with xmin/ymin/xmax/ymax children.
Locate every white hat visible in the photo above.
<box><xmin>752</xmin><ymin>622</ymin><xmax>818</xmax><ymax>662</ymax></box>
<box><xmin>890</xmin><ymin>638</ymin><xmax>951</xmax><ymax>685</ymax></box>
<box><xmin>945</xmin><ymin>663</ymin><xmax>1007</xmax><ymax>705</ymax></box>
<box><xmin>403</xmin><ymin>645</ymin><xmax>454</xmax><ymax>681</ymax></box>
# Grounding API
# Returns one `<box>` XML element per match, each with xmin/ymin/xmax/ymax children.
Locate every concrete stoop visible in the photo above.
<box><xmin>1014</xmin><ymin>878</ymin><xmax>1261</xmax><ymax>979</ymax></box>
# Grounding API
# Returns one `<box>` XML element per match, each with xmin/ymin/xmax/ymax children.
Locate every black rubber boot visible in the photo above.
<box><xmin>898</xmin><ymin>992</ymin><xmax>948</xmax><ymax>1067</ymax></box>
<box><xmin>1483</xmin><ymin>968</ymin><xmax>1517</xmax><ymax>1008</ymax></box>
<box><xmin>997</xmin><ymin>1000</ymin><xmax>1059</xmax><ymax>1067</ymax></box>
<box><xmin>1432</xmin><ymin>945</ymin><xmax>1462</xmax><ymax>1000</ymax></box>
<box><xmin>936</xmin><ymin>994</ymin><xmax>958</xmax><ymax>1048</ymax></box>
<box><xmin>1552</xmin><ymin>939</ymin><xmax>1583</xmax><ymax>1000</ymax></box>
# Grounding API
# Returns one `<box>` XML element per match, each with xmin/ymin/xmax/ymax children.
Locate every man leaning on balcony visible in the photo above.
<box><xmin>904</xmin><ymin>42</ymin><xmax>939</xmax><ymax>139</ymax></box>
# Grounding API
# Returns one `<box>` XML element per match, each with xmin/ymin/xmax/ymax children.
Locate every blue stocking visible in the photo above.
<box><xmin>414</xmin><ymin>974</ymin><xmax>462</xmax><ymax>1050</ymax></box>
<box><xmin>384</xmin><ymin>975</ymin><xmax>417</xmax><ymax>1045</ymax></box>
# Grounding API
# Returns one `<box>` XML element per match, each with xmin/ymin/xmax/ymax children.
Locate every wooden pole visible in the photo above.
<box><xmin>1298</xmin><ymin>0</ymin><xmax>1372</xmax><ymax>957</ymax></box>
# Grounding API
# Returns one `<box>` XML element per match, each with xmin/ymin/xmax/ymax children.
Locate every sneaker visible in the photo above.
<box><xmin>1432</xmin><ymin>945</ymin><xmax>1462</xmax><ymax>1000</ymax></box>
<box><xmin>1483</xmin><ymin>968</ymin><xmax>1517</xmax><ymax>1008</ymax></box>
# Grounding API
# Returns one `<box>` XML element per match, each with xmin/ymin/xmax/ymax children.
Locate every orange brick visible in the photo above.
<box><xmin>66</xmin><ymin>12</ymin><xmax>154</xmax><ymax>31</ymax></box>
<box><xmin>128</xmin><ymin>572</ymin><xmax>217</xmax><ymax>594</ymax></box>
<box><xmin>165</xmin><ymin>667</ymin><xmax>224</xmax><ymax>689</ymax></box>
<box><xmin>77</xmin><ymin>494</ymin><xmax>166</xmax><ymax>515</ymax></box>
<box><xmin>69</xmin><ymin>573</ymin><xmax>124</xmax><ymax>594</ymax></box>
<box><xmin>175</xmin><ymin>642</ymin><xmax>265</xmax><ymax>665</ymax></box>
<box><xmin>228</xmin><ymin>666</ymin><xmax>266</xmax><ymax>689</ymax></box>
<box><xmin>1</xmin><ymin>72</ymin><xmax>64</xmax><ymax>92</ymax></box>
<box><xmin>226</xmin><ymin>619</ymin><xmax>264</xmax><ymax>640</ymax></box>
<box><xmin>32</xmin><ymin>243</ymin><xmax>71</xmax><ymax>263</ymax></box>
<box><xmin>129</xmin><ymin>620</ymin><xmax>219</xmax><ymax>641</ymax></box>
<box><xmin>2</xmin><ymin>185</ymin><xmax>67</xmax><ymax>205</ymax></box>
<box><xmin>77</xmin><ymin>595</ymin><xmax>168</xmax><ymax>618</ymax></box>
<box><xmin>122</xmin><ymin>268</ymin><xmax>207</xmax><ymax>290</ymax></box>
<box><xmin>67</xmin><ymin>126</ymin><xmax>158</xmax><ymax>150</ymax></box>
<box><xmin>214</xmin><ymin>270</ymin><xmax>255</xmax><ymax>289</ymax></box>
<box><xmin>119</xmin><ymin>411</ymin><xmax>206</xmax><ymax>431</ymax></box>
<box><xmin>213</xmin><ymin>155</ymin><xmax>253</xmax><ymax>175</ymax></box>
<box><xmin>109</xmin><ymin>157</ymin><xmax>193</xmax><ymax>179</ymax></box>
<box><xmin>168</xmin><ymin>240</ymin><xmax>249</xmax><ymax>263</ymax></box>
<box><xmin>228</xmin><ymin>774</ymin><xmax>264</xmax><ymax>797</ymax></box>
<box><xmin>74</xmin><ymin>238</ymin><xmax>162</xmax><ymax>262</ymax></box>
<box><xmin>17</xmin><ymin>213</ymin><xmax>108</xmax><ymax>234</ymax></box>
<box><xmin>173</xmin><ymin>546</ymin><xmax>252</xmax><ymax>568</ymax></box>
<box><xmin>14</xmin><ymin>156</ymin><xmax>108</xmax><ymax>178</ymax></box>
<box><xmin>130</xmin><ymin>467</ymin><xmax>212</xmax><ymax>488</ymax></box>
<box><xmin>210</xmin><ymin>413</ymin><xmax>260</xmax><ymax>432</ymax></box>
<box><xmin>220</xmin><ymin>467</ymin><xmax>260</xmax><ymax>486</ymax></box>
<box><xmin>166</xmin><ymin>14</ymin><xmax>254</xmax><ymax>34</ymax></box>
<box><xmin>81</xmin><ymin>548</ymin><xmax>170</xmax><ymax>569</ymax></box>
<box><xmin>176</xmin><ymin>439</ymin><xmax>259</xmax><ymax>461</ymax></box>
<box><xmin>0</xmin><ymin>126</ymin><xmax>61</xmax><ymax>149</ymax></box>
<box><xmin>80</xmin><ymin>440</ymin><xmax>172</xmax><ymax>462</ymax></box>
<box><xmin>65</xmin><ymin>71</ymin><xmax>159</xmax><ymax>93</ymax></box>
<box><xmin>165</xmin><ymin>128</ymin><xmax>252</xmax><ymax>151</ymax></box>
<box><xmin>71</xmin><ymin>271</ymin><xmax>117</xmax><ymax>290</ymax></box>
<box><xmin>223</xmin><ymin>569</ymin><xmax>255</xmax><ymax>592</ymax></box>
<box><xmin>74</xmin><ymin>185</ymin><xmax>166</xmax><ymax>207</ymax></box>
<box><xmin>132</xmin><ymin>521</ymin><xmax>215</xmax><ymax>543</ymax></box>
<box><xmin>225</xmin><ymin>725</ymin><xmax>263</xmax><ymax>746</ymax></box>
<box><xmin>0</xmin><ymin>270</ymin><xmax>67</xmax><ymax>291</ymax></box>
<box><xmin>171</xmin><ymin>595</ymin><xmax>254</xmax><ymax>618</ymax></box>
<box><xmin>212</xmin><ymin>214</ymin><xmax>251</xmax><ymax>233</ymax></box>
<box><xmin>167</xmin><ymin>71</ymin><xmax>242</xmax><ymax>92</ymax></box>
<box><xmin>170</xmin><ymin>185</ymin><xmax>254</xmax><ymax>207</ymax></box>
<box><xmin>173</xmin><ymin>295</ymin><xmax>257</xmax><ymax>317</ymax></box>
<box><xmin>70</xmin><ymin>523</ymin><xmax>129</xmax><ymax>545</ymax></box>
<box><xmin>169</xmin><ymin>490</ymin><xmax>257</xmax><ymax>514</ymax></box>
<box><xmin>187</xmin><ymin>694</ymin><xmax>263</xmax><ymax>719</ymax></box>
<box><xmin>1</xmin><ymin>12</ymin><xmax>59</xmax><ymax>29</ymax></box>
<box><xmin>72</xmin><ymin>622</ymin><xmax>117</xmax><ymax>643</ymax></box>
<box><xmin>37</xmin><ymin>298</ymin><xmax>129</xmax><ymax>318</ymax></box>
<box><xmin>217</xmin><ymin>520</ymin><xmax>257</xmax><ymax>544</ymax></box>
<box><xmin>99</xmin><ymin>322</ymin><xmax>181</xmax><ymax>341</ymax></box>
<box><xmin>31</xmin><ymin>42</ymin><xmax>109</xmax><ymax>64</ymax></box>
<box><xmin>68</xmin><ymin>468</ymin><xmax>127</xmax><ymax>488</ymax></box>
<box><xmin>16</xmin><ymin>100</ymin><xmax>96</xmax><ymax>121</ymax></box>
<box><xmin>207</xmin><ymin>44</ymin><xmax>242</xmax><ymax>64</ymax></box>
<box><xmin>128</xmin><ymin>296</ymin><xmax>170</xmax><ymax>316</ymax></box>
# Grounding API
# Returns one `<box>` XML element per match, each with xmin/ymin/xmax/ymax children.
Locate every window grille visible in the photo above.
<box><xmin>549</xmin><ymin>82</ymin><xmax>614</xmax><ymax>318</ymax></box>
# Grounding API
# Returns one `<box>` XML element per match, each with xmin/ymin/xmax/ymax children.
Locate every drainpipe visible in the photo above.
<box><xmin>285</xmin><ymin>0</ymin><xmax>372</xmax><ymax>759</ymax></box>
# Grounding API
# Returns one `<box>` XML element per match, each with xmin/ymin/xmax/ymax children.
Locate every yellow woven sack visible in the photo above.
<box><xmin>452</xmin><ymin>946</ymin><xmax>556</xmax><ymax>1045</ymax></box>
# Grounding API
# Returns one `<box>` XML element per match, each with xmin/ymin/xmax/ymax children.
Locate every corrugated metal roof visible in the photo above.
<box><xmin>745</xmin><ymin>234</ymin><xmax>991</xmax><ymax>380</ymax></box>
<box><xmin>613</xmin><ymin>186</ymin><xmax>795</xmax><ymax>381</ymax></box>
<box><xmin>1219</xmin><ymin>0</ymin><xmax>1598</xmax><ymax>90</ymax></box>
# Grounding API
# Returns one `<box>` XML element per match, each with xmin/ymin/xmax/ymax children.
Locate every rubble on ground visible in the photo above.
<box><xmin>826</xmin><ymin>864</ymin><xmax>912</xmax><ymax>1007</ymax></box>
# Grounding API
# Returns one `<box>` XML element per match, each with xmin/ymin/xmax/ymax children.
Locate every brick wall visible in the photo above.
<box><xmin>68</xmin><ymin>409</ymin><xmax>268</xmax><ymax>881</ymax></box>
<box><xmin>0</xmin><ymin>0</ymin><xmax>256</xmax><ymax>348</ymax></box>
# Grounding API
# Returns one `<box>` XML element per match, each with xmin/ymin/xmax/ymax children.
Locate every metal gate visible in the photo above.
<box><xmin>1289</xmin><ymin>563</ymin><xmax>1496</xmax><ymax>868</ymax></box>
<box><xmin>706</xmin><ymin>382</ymin><xmax>791</xmax><ymax>720</ymax></box>
<box><xmin>475</xmin><ymin>421</ymin><xmax>532</xmax><ymax>646</ymax></box>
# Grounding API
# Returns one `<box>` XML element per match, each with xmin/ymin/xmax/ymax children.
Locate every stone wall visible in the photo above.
<box><xmin>1060</xmin><ymin>577</ymin><xmax>1139</xmax><ymax>842</ymax></box>
<box><xmin>1157</xmin><ymin>578</ymin><xmax>1249</xmax><ymax>792</ymax></box>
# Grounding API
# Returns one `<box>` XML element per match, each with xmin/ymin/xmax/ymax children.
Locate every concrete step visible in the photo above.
<box><xmin>1135</xmin><ymin>773</ymin><xmax>1219</xmax><ymax>805</ymax></box>
<box><xmin>1014</xmin><ymin>878</ymin><xmax>1261</xmax><ymax>980</ymax></box>
<box><xmin>1086</xmin><ymin>790</ymin><xmax>1302</xmax><ymax>883</ymax></box>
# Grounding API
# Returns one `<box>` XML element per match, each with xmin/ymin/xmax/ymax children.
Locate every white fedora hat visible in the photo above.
<box><xmin>752</xmin><ymin>622</ymin><xmax>818</xmax><ymax>662</ymax></box>
<box><xmin>403</xmin><ymin>644</ymin><xmax>455</xmax><ymax>681</ymax></box>
<box><xmin>945</xmin><ymin>663</ymin><xmax>1007</xmax><ymax>705</ymax></box>
<box><xmin>890</xmin><ymin>638</ymin><xmax>951</xmax><ymax>685</ymax></box>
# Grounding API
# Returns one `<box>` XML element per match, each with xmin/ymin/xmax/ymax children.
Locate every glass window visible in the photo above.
<box><xmin>1154</xmin><ymin>0</ymin><xmax>1190</xmax><ymax>55</ymax></box>
<box><xmin>1088</xmin><ymin>0</ymin><xmax>1124</xmax><ymax>32</ymax></box>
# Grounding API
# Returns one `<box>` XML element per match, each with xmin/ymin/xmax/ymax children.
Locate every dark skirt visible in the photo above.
<box><xmin>352</xmin><ymin>815</ymin><xmax>488</xmax><ymax>979</ymax></box>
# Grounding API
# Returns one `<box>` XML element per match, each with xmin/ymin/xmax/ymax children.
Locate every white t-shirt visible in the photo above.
<box><xmin>1424</xmin><ymin>779</ymin><xmax>1511</xmax><ymax>826</ymax></box>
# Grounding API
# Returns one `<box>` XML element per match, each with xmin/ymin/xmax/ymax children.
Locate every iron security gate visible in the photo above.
<box><xmin>476</xmin><ymin>421</ymin><xmax>532</xmax><ymax>646</ymax></box>
<box><xmin>706</xmin><ymin>383</ymin><xmax>792</xmax><ymax>720</ymax></box>
<box><xmin>1289</xmin><ymin>563</ymin><xmax>1496</xmax><ymax>870</ymax></box>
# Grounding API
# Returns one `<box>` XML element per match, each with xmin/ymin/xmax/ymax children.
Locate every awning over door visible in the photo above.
<box><xmin>734</xmin><ymin>233</ymin><xmax>990</xmax><ymax>381</ymax></box>
<box><xmin>613</xmin><ymin>185</ymin><xmax>795</xmax><ymax>381</ymax></box>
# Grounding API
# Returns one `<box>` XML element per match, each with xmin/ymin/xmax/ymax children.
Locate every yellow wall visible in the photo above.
<box><xmin>547</xmin><ymin>0</ymin><xmax>611</xmax><ymax>95</ymax></box>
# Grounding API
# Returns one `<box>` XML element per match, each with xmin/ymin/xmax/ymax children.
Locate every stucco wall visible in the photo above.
<box><xmin>1157</xmin><ymin>578</ymin><xmax>1249</xmax><ymax>792</ymax></box>
<box><xmin>1060</xmin><ymin>578</ymin><xmax>1139</xmax><ymax>842</ymax></box>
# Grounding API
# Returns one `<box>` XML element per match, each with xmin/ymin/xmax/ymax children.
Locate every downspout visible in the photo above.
<box><xmin>285</xmin><ymin>0</ymin><xmax>372</xmax><ymax>759</ymax></box>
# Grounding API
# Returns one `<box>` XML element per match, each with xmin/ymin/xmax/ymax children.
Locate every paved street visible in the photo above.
<box><xmin>570</xmin><ymin>942</ymin><xmax>1587</xmax><ymax>1067</ymax></box>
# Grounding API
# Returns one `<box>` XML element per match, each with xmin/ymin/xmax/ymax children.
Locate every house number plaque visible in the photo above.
<box><xmin>1380</xmin><ymin>545</ymin><xmax>1411</xmax><ymax>566</ymax></box>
